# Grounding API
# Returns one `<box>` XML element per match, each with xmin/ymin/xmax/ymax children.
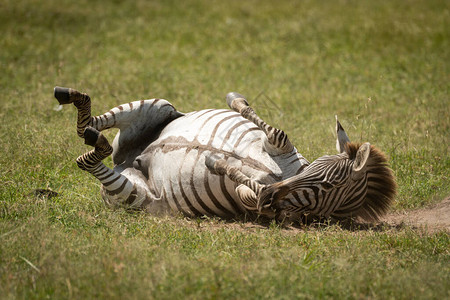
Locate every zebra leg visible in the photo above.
<box><xmin>205</xmin><ymin>156</ymin><xmax>276</xmax><ymax>217</ymax></box>
<box><xmin>77</xmin><ymin>127</ymin><xmax>150</xmax><ymax>208</ymax></box>
<box><xmin>226</xmin><ymin>92</ymin><xmax>294</xmax><ymax>155</ymax></box>
<box><xmin>54</xmin><ymin>86</ymin><xmax>182</xmax><ymax>134</ymax></box>
<box><xmin>54</xmin><ymin>86</ymin><xmax>92</xmax><ymax>138</ymax></box>
<box><xmin>89</xmin><ymin>99</ymin><xmax>182</xmax><ymax>166</ymax></box>
<box><xmin>54</xmin><ymin>86</ymin><xmax>183</xmax><ymax>165</ymax></box>
<box><xmin>205</xmin><ymin>156</ymin><xmax>265</xmax><ymax>195</ymax></box>
<box><xmin>88</xmin><ymin>99</ymin><xmax>182</xmax><ymax>133</ymax></box>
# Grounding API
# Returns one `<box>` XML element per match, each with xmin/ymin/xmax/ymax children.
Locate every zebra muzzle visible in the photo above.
<box><xmin>257</xmin><ymin>186</ymin><xmax>290</xmax><ymax>212</ymax></box>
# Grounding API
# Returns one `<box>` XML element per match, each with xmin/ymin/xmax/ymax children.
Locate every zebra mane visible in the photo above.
<box><xmin>344</xmin><ymin>142</ymin><xmax>397</xmax><ymax>222</ymax></box>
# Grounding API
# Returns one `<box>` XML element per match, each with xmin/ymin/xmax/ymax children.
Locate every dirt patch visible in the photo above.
<box><xmin>169</xmin><ymin>197</ymin><xmax>450</xmax><ymax>234</ymax></box>
<box><xmin>380</xmin><ymin>197</ymin><xmax>450</xmax><ymax>233</ymax></box>
<box><xmin>215</xmin><ymin>197</ymin><xmax>450</xmax><ymax>234</ymax></box>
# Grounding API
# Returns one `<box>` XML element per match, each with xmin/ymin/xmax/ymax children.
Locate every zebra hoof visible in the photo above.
<box><xmin>83</xmin><ymin>126</ymin><xmax>100</xmax><ymax>147</ymax></box>
<box><xmin>205</xmin><ymin>155</ymin><xmax>226</xmax><ymax>175</ymax></box>
<box><xmin>205</xmin><ymin>155</ymin><xmax>219</xmax><ymax>172</ymax></box>
<box><xmin>54</xmin><ymin>86</ymin><xmax>72</xmax><ymax>105</ymax></box>
<box><xmin>226</xmin><ymin>92</ymin><xmax>249</xmax><ymax>111</ymax></box>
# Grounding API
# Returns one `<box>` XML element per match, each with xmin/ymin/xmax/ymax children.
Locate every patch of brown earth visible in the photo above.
<box><xmin>169</xmin><ymin>197</ymin><xmax>450</xmax><ymax>234</ymax></box>
<box><xmin>381</xmin><ymin>197</ymin><xmax>450</xmax><ymax>233</ymax></box>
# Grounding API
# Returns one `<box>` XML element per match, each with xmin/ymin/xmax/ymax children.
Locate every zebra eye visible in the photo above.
<box><xmin>321</xmin><ymin>182</ymin><xmax>333</xmax><ymax>189</ymax></box>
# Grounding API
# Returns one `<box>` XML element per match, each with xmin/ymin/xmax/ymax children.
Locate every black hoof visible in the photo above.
<box><xmin>83</xmin><ymin>126</ymin><xmax>100</xmax><ymax>147</ymax></box>
<box><xmin>226</xmin><ymin>92</ymin><xmax>248</xmax><ymax>109</ymax></box>
<box><xmin>54</xmin><ymin>86</ymin><xmax>72</xmax><ymax>105</ymax></box>
<box><xmin>205</xmin><ymin>155</ymin><xmax>227</xmax><ymax>176</ymax></box>
<box><xmin>205</xmin><ymin>155</ymin><xmax>218</xmax><ymax>170</ymax></box>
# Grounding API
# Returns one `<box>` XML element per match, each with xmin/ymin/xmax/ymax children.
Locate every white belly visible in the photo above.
<box><xmin>138</xmin><ymin>109</ymin><xmax>308</xmax><ymax>217</ymax></box>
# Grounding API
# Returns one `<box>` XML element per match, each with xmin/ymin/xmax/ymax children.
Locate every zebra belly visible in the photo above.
<box><xmin>137</xmin><ymin>109</ymin><xmax>307</xmax><ymax>217</ymax></box>
<box><xmin>148</xmin><ymin>147</ymin><xmax>246</xmax><ymax>217</ymax></box>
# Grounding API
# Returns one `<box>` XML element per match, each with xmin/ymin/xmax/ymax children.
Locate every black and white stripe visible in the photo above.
<box><xmin>142</xmin><ymin>109</ymin><xmax>308</xmax><ymax>218</ymax></box>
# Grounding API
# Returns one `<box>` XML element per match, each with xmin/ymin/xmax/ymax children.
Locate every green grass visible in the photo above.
<box><xmin>2</xmin><ymin>210</ymin><xmax>449</xmax><ymax>299</ymax></box>
<box><xmin>0</xmin><ymin>0</ymin><xmax>449</xmax><ymax>298</ymax></box>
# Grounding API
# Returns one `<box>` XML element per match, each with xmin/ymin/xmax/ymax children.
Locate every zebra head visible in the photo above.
<box><xmin>258</xmin><ymin>120</ymin><xmax>396</xmax><ymax>222</ymax></box>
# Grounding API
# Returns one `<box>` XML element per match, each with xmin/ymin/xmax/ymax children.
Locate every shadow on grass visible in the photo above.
<box><xmin>25</xmin><ymin>190</ymin><xmax>412</xmax><ymax>233</ymax></box>
<box><xmin>256</xmin><ymin>214</ymin><xmax>410</xmax><ymax>232</ymax></box>
<box><xmin>195</xmin><ymin>213</ymin><xmax>411</xmax><ymax>233</ymax></box>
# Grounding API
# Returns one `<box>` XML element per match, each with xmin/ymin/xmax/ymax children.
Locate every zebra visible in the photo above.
<box><xmin>54</xmin><ymin>86</ymin><xmax>396</xmax><ymax>222</ymax></box>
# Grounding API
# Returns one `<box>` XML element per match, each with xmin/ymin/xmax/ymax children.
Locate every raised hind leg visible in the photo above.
<box><xmin>54</xmin><ymin>87</ymin><xmax>175</xmax><ymax>210</ymax></box>
<box><xmin>54</xmin><ymin>86</ymin><xmax>183</xmax><ymax>165</ymax></box>
<box><xmin>226</xmin><ymin>92</ymin><xmax>294</xmax><ymax>155</ymax></box>
<box><xmin>88</xmin><ymin>98</ymin><xmax>183</xmax><ymax>166</ymax></box>
<box><xmin>54</xmin><ymin>86</ymin><xmax>182</xmax><ymax>136</ymax></box>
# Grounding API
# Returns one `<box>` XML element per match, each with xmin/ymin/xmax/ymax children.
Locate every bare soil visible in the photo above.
<box><xmin>173</xmin><ymin>197</ymin><xmax>450</xmax><ymax>234</ymax></box>
<box><xmin>380</xmin><ymin>197</ymin><xmax>450</xmax><ymax>233</ymax></box>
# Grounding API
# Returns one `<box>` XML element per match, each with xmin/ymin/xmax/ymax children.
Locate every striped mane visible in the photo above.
<box><xmin>343</xmin><ymin>142</ymin><xmax>397</xmax><ymax>221</ymax></box>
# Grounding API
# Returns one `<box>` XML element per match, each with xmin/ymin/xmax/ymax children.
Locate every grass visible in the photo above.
<box><xmin>0</xmin><ymin>0</ymin><xmax>449</xmax><ymax>298</ymax></box>
<box><xmin>1</xmin><ymin>211</ymin><xmax>449</xmax><ymax>299</ymax></box>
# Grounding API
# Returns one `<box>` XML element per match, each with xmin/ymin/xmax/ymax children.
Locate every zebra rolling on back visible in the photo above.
<box><xmin>54</xmin><ymin>87</ymin><xmax>396</xmax><ymax>222</ymax></box>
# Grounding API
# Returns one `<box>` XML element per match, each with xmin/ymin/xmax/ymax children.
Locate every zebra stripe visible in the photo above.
<box><xmin>89</xmin><ymin>163</ymin><xmax>136</xmax><ymax>204</ymax></box>
<box><xmin>89</xmin><ymin>99</ymin><xmax>165</xmax><ymax>131</ymax></box>
<box><xmin>139</xmin><ymin>107</ymin><xmax>305</xmax><ymax>218</ymax></box>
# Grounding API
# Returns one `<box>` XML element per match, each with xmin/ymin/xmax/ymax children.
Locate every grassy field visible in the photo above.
<box><xmin>1</xmin><ymin>0</ymin><xmax>449</xmax><ymax>298</ymax></box>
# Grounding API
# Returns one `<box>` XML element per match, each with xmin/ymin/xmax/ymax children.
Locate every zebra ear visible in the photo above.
<box><xmin>351</xmin><ymin>142</ymin><xmax>371</xmax><ymax>180</ymax></box>
<box><xmin>335</xmin><ymin>116</ymin><xmax>351</xmax><ymax>153</ymax></box>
